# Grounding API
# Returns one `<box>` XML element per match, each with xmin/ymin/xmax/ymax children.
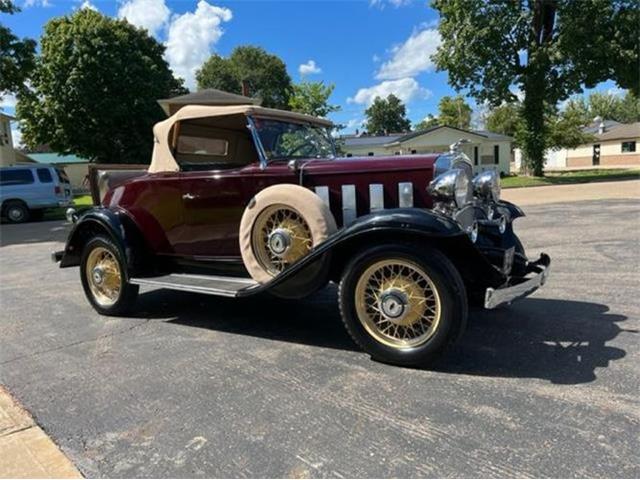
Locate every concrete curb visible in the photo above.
<box><xmin>0</xmin><ymin>385</ymin><xmax>82</xmax><ymax>479</ymax></box>
<box><xmin>502</xmin><ymin>179</ymin><xmax>640</xmax><ymax>205</ymax></box>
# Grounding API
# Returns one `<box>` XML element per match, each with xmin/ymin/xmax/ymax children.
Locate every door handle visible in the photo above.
<box><xmin>182</xmin><ymin>193</ymin><xmax>196</xmax><ymax>201</ymax></box>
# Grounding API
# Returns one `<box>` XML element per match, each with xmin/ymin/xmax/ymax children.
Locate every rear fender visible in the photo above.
<box><xmin>243</xmin><ymin>208</ymin><xmax>505</xmax><ymax>298</ymax></box>
<box><xmin>59</xmin><ymin>207</ymin><xmax>149</xmax><ymax>278</ymax></box>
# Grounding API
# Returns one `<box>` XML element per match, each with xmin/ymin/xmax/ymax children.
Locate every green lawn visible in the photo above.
<box><xmin>502</xmin><ymin>169</ymin><xmax>640</xmax><ymax>189</ymax></box>
<box><xmin>42</xmin><ymin>194</ymin><xmax>94</xmax><ymax>221</ymax></box>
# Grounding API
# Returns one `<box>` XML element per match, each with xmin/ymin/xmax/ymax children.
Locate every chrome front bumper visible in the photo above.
<box><xmin>484</xmin><ymin>253</ymin><xmax>551</xmax><ymax>309</ymax></box>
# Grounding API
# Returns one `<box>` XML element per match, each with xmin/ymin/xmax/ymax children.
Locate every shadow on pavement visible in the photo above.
<box><xmin>134</xmin><ymin>289</ymin><xmax>629</xmax><ymax>385</ymax></box>
<box><xmin>0</xmin><ymin>220</ymin><xmax>69</xmax><ymax>247</ymax></box>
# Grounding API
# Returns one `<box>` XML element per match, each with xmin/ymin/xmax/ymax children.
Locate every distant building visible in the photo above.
<box><xmin>341</xmin><ymin>125</ymin><xmax>513</xmax><ymax>175</ymax></box>
<box><xmin>514</xmin><ymin>120</ymin><xmax>639</xmax><ymax>170</ymax></box>
<box><xmin>0</xmin><ymin>112</ymin><xmax>17</xmax><ymax>167</ymax></box>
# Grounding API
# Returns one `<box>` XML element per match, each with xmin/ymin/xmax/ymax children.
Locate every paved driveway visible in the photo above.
<box><xmin>1</xmin><ymin>199</ymin><xmax>639</xmax><ymax>477</ymax></box>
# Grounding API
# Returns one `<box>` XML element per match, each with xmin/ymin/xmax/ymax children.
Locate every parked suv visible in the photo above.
<box><xmin>0</xmin><ymin>165</ymin><xmax>72</xmax><ymax>223</ymax></box>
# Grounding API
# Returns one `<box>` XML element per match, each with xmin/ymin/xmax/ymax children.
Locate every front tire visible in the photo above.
<box><xmin>339</xmin><ymin>244</ymin><xmax>467</xmax><ymax>367</ymax></box>
<box><xmin>80</xmin><ymin>235</ymin><xmax>138</xmax><ymax>316</ymax></box>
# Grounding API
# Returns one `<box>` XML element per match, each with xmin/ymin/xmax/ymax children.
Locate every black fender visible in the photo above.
<box><xmin>242</xmin><ymin>208</ymin><xmax>506</xmax><ymax>299</ymax></box>
<box><xmin>59</xmin><ymin>207</ymin><xmax>149</xmax><ymax>278</ymax></box>
<box><xmin>497</xmin><ymin>200</ymin><xmax>525</xmax><ymax>220</ymax></box>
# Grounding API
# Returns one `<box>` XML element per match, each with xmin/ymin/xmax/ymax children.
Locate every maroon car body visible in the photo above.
<box><xmin>102</xmin><ymin>155</ymin><xmax>438</xmax><ymax>258</ymax></box>
<box><xmin>53</xmin><ymin>105</ymin><xmax>550</xmax><ymax>367</ymax></box>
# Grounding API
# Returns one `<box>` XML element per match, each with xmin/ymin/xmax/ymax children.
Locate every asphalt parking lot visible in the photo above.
<box><xmin>1</xmin><ymin>198</ymin><xmax>639</xmax><ymax>478</ymax></box>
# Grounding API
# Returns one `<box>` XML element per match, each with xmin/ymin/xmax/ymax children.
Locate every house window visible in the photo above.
<box><xmin>474</xmin><ymin>146</ymin><xmax>479</xmax><ymax>166</ymax></box>
<box><xmin>494</xmin><ymin>145</ymin><xmax>500</xmax><ymax>165</ymax></box>
<box><xmin>368</xmin><ymin>152</ymin><xmax>374</xmax><ymax>156</ymax></box>
<box><xmin>622</xmin><ymin>141</ymin><xmax>636</xmax><ymax>153</ymax></box>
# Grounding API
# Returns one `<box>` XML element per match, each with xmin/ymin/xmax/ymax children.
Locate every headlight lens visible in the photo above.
<box><xmin>472</xmin><ymin>170</ymin><xmax>501</xmax><ymax>202</ymax></box>
<box><xmin>428</xmin><ymin>168</ymin><xmax>472</xmax><ymax>208</ymax></box>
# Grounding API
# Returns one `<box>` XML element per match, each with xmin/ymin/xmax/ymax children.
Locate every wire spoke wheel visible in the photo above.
<box><xmin>252</xmin><ymin>204</ymin><xmax>313</xmax><ymax>276</ymax></box>
<box><xmin>354</xmin><ymin>259</ymin><xmax>442</xmax><ymax>349</ymax></box>
<box><xmin>85</xmin><ymin>246</ymin><xmax>122</xmax><ymax>307</ymax></box>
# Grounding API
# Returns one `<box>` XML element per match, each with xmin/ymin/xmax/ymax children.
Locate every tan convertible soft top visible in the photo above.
<box><xmin>149</xmin><ymin>105</ymin><xmax>333</xmax><ymax>173</ymax></box>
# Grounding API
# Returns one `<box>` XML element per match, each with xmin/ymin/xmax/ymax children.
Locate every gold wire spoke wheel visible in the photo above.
<box><xmin>354</xmin><ymin>259</ymin><xmax>442</xmax><ymax>349</ymax></box>
<box><xmin>252</xmin><ymin>204</ymin><xmax>313</xmax><ymax>276</ymax></box>
<box><xmin>85</xmin><ymin>247</ymin><xmax>122</xmax><ymax>307</ymax></box>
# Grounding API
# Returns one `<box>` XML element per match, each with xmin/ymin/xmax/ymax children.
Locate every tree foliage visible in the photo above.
<box><xmin>196</xmin><ymin>46</ymin><xmax>292</xmax><ymax>109</ymax></box>
<box><xmin>0</xmin><ymin>0</ymin><xmax>36</xmax><ymax>97</ymax></box>
<box><xmin>414</xmin><ymin>114</ymin><xmax>438</xmax><ymax>131</ymax></box>
<box><xmin>288</xmin><ymin>81</ymin><xmax>340</xmax><ymax>118</ymax></box>
<box><xmin>565</xmin><ymin>91</ymin><xmax>640</xmax><ymax>124</ymax></box>
<box><xmin>433</xmin><ymin>0</ymin><xmax>640</xmax><ymax>176</ymax></box>
<box><xmin>364</xmin><ymin>94</ymin><xmax>411</xmax><ymax>135</ymax></box>
<box><xmin>17</xmin><ymin>9</ymin><xmax>185</xmax><ymax>163</ymax></box>
<box><xmin>485</xmin><ymin>103</ymin><xmax>523</xmax><ymax>139</ymax></box>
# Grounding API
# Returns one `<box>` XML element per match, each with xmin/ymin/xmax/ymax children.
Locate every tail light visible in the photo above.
<box><xmin>54</xmin><ymin>186</ymin><xmax>61</xmax><ymax>194</ymax></box>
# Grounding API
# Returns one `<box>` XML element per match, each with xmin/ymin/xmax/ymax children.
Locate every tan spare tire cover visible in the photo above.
<box><xmin>240</xmin><ymin>184</ymin><xmax>337</xmax><ymax>283</ymax></box>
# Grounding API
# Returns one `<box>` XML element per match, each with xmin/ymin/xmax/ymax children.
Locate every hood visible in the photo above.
<box><xmin>295</xmin><ymin>154</ymin><xmax>439</xmax><ymax>175</ymax></box>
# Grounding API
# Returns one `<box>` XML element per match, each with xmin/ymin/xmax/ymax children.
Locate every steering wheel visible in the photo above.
<box><xmin>287</xmin><ymin>141</ymin><xmax>316</xmax><ymax>157</ymax></box>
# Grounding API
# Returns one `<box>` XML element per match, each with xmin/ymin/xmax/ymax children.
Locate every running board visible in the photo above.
<box><xmin>130</xmin><ymin>273</ymin><xmax>259</xmax><ymax>297</ymax></box>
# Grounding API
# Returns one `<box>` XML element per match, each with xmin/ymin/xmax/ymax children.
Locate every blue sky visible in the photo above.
<box><xmin>1</xmin><ymin>0</ymin><xmax>625</xmax><ymax>145</ymax></box>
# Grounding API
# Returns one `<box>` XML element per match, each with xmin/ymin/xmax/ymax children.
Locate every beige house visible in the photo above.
<box><xmin>0</xmin><ymin>112</ymin><xmax>17</xmax><ymax>166</ymax></box>
<box><xmin>566</xmin><ymin>121</ymin><xmax>639</xmax><ymax>167</ymax></box>
<box><xmin>342</xmin><ymin>126</ymin><xmax>513</xmax><ymax>175</ymax></box>
<box><xmin>514</xmin><ymin>120</ymin><xmax>639</xmax><ymax>170</ymax></box>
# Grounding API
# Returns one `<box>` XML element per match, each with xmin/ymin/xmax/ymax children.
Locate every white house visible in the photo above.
<box><xmin>342</xmin><ymin>125</ymin><xmax>513</xmax><ymax>175</ymax></box>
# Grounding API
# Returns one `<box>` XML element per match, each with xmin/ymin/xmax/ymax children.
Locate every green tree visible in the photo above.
<box><xmin>0</xmin><ymin>0</ymin><xmax>36</xmax><ymax>97</ymax></box>
<box><xmin>564</xmin><ymin>91</ymin><xmax>640</xmax><ymax>124</ymax></box>
<box><xmin>288</xmin><ymin>81</ymin><xmax>340</xmax><ymax>118</ymax></box>
<box><xmin>196</xmin><ymin>46</ymin><xmax>292</xmax><ymax>109</ymax></box>
<box><xmin>433</xmin><ymin>0</ymin><xmax>640</xmax><ymax>176</ymax></box>
<box><xmin>437</xmin><ymin>95</ymin><xmax>472</xmax><ymax>129</ymax></box>
<box><xmin>17</xmin><ymin>9</ymin><xmax>184</xmax><ymax>163</ymax></box>
<box><xmin>364</xmin><ymin>94</ymin><xmax>411</xmax><ymax>135</ymax></box>
<box><xmin>414</xmin><ymin>114</ymin><xmax>439</xmax><ymax>131</ymax></box>
<box><xmin>485</xmin><ymin>103</ymin><xmax>523</xmax><ymax>139</ymax></box>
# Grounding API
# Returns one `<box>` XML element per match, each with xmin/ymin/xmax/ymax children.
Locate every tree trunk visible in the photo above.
<box><xmin>521</xmin><ymin>77</ymin><xmax>546</xmax><ymax>177</ymax></box>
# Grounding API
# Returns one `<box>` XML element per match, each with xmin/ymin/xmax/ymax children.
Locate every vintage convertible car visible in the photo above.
<box><xmin>53</xmin><ymin>105</ymin><xmax>550</xmax><ymax>366</ymax></box>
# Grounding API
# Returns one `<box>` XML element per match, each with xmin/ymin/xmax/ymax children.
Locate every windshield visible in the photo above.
<box><xmin>252</xmin><ymin>118</ymin><xmax>335</xmax><ymax>161</ymax></box>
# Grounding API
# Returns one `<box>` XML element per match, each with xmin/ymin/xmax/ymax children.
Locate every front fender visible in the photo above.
<box><xmin>242</xmin><ymin>208</ymin><xmax>504</xmax><ymax>298</ymax></box>
<box><xmin>59</xmin><ymin>207</ymin><xmax>147</xmax><ymax>277</ymax></box>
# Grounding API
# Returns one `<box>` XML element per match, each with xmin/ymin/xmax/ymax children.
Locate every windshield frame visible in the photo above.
<box><xmin>247</xmin><ymin>115</ymin><xmax>336</xmax><ymax>169</ymax></box>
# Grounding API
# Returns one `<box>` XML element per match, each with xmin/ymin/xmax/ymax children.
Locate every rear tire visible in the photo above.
<box><xmin>339</xmin><ymin>244</ymin><xmax>467</xmax><ymax>367</ymax></box>
<box><xmin>3</xmin><ymin>201</ymin><xmax>30</xmax><ymax>223</ymax></box>
<box><xmin>80</xmin><ymin>235</ymin><xmax>139</xmax><ymax>316</ymax></box>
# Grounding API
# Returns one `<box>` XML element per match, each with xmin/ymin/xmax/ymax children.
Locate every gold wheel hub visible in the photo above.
<box><xmin>85</xmin><ymin>247</ymin><xmax>122</xmax><ymax>307</ymax></box>
<box><xmin>355</xmin><ymin>259</ymin><xmax>441</xmax><ymax>349</ymax></box>
<box><xmin>253</xmin><ymin>205</ymin><xmax>312</xmax><ymax>275</ymax></box>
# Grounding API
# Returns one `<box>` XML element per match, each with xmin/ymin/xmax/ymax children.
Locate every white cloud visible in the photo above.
<box><xmin>118</xmin><ymin>0</ymin><xmax>170</xmax><ymax>36</ymax></box>
<box><xmin>164</xmin><ymin>1</ymin><xmax>232</xmax><ymax>89</ymax></box>
<box><xmin>606</xmin><ymin>87</ymin><xmax>626</xmax><ymax>97</ymax></box>
<box><xmin>79</xmin><ymin>0</ymin><xmax>98</xmax><ymax>11</ymax></box>
<box><xmin>376</xmin><ymin>28</ymin><xmax>441</xmax><ymax>81</ymax></box>
<box><xmin>347</xmin><ymin>77</ymin><xmax>431</xmax><ymax>106</ymax></box>
<box><xmin>346</xmin><ymin>118</ymin><xmax>365</xmax><ymax>130</ymax></box>
<box><xmin>23</xmin><ymin>0</ymin><xmax>51</xmax><ymax>7</ymax></box>
<box><xmin>299</xmin><ymin>60</ymin><xmax>321</xmax><ymax>76</ymax></box>
<box><xmin>0</xmin><ymin>93</ymin><xmax>17</xmax><ymax>109</ymax></box>
<box><xmin>370</xmin><ymin>0</ymin><xmax>414</xmax><ymax>8</ymax></box>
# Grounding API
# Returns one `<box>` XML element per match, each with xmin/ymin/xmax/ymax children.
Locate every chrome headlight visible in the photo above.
<box><xmin>428</xmin><ymin>168</ymin><xmax>472</xmax><ymax>208</ymax></box>
<box><xmin>472</xmin><ymin>170</ymin><xmax>501</xmax><ymax>202</ymax></box>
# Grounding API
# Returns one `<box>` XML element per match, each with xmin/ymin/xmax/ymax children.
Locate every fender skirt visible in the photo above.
<box><xmin>241</xmin><ymin>208</ymin><xmax>507</xmax><ymax>299</ymax></box>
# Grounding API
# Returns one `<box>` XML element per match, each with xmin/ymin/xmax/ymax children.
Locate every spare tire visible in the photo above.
<box><xmin>240</xmin><ymin>184</ymin><xmax>337</xmax><ymax>283</ymax></box>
